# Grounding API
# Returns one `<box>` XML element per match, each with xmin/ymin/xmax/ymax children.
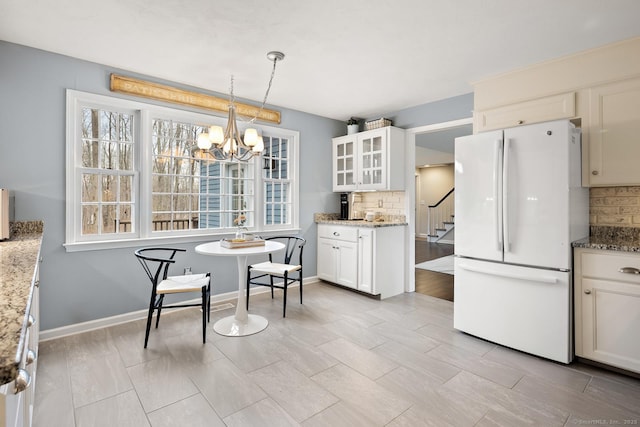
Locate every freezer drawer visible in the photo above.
<box><xmin>454</xmin><ymin>257</ymin><xmax>572</xmax><ymax>363</ymax></box>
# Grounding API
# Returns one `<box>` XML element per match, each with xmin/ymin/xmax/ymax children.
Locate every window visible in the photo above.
<box><xmin>65</xmin><ymin>90</ymin><xmax>299</xmax><ymax>251</ymax></box>
<box><xmin>149</xmin><ymin>118</ymin><xmax>256</xmax><ymax>231</ymax></box>
<box><xmin>263</xmin><ymin>136</ymin><xmax>291</xmax><ymax>226</ymax></box>
<box><xmin>79</xmin><ymin>107</ymin><xmax>136</xmax><ymax>237</ymax></box>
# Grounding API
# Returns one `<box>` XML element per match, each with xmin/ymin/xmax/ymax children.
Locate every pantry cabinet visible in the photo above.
<box><xmin>317</xmin><ymin>223</ymin><xmax>405</xmax><ymax>298</ymax></box>
<box><xmin>585</xmin><ymin>76</ymin><xmax>640</xmax><ymax>186</ymax></box>
<box><xmin>574</xmin><ymin>248</ymin><xmax>640</xmax><ymax>374</ymax></box>
<box><xmin>332</xmin><ymin>126</ymin><xmax>405</xmax><ymax>192</ymax></box>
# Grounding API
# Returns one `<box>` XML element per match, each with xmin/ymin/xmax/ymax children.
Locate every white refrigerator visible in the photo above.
<box><xmin>453</xmin><ymin>119</ymin><xmax>588</xmax><ymax>363</ymax></box>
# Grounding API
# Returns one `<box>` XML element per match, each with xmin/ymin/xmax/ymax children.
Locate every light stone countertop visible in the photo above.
<box><xmin>314</xmin><ymin>213</ymin><xmax>407</xmax><ymax>228</ymax></box>
<box><xmin>0</xmin><ymin>221</ymin><xmax>43</xmax><ymax>385</ymax></box>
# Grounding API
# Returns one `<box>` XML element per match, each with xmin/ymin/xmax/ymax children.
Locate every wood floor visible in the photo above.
<box><xmin>33</xmin><ymin>282</ymin><xmax>640</xmax><ymax>426</ymax></box>
<box><xmin>415</xmin><ymin>238</ymin><xmax>454</xmax><ymax>302</ymax></box>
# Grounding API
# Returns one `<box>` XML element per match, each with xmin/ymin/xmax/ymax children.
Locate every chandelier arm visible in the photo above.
<box><xmin>209</xmin><ymin>146</ymin><xmax>228</xmax><ymax>161</ymax></box>
<box><xmin>236</xmin><ymin>149</ymin><xmax>257</xmax><ymax>162</ymax></box>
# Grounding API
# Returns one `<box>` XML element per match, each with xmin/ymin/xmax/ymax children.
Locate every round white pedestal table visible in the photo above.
<box><xmin>195</xmin><ymin>240</ymin><xmax>285</xmax><ymax>337</ymax></box>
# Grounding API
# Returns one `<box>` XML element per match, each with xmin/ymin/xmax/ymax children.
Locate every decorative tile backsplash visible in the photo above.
<box><xmin>590</xmin><ymin>186</ymin><xmax>640</xmax><ymax>227</ymax></box>
<box><xmin>351</xmin><ymin>191</ymin><xmax>406</xmax><ymax>218</ymax></box>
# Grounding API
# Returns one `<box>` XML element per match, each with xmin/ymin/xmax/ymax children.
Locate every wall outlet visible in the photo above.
<box><xmin>184</xmin><ymin>267</ymin><xmax>192</xmax><ymax>275</ymax></box>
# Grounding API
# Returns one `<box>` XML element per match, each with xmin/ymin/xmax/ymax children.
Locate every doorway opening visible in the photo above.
<box><xmin>410</xmin><ymin>120</ymin><xmax>472</xmax><ymax>301</ymax></box>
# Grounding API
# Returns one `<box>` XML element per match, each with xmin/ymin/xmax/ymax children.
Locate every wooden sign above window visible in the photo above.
<box><xmin>109</xmin><ymin>74</ymin><xmax>281</xmax><ymax>124</ymax></box>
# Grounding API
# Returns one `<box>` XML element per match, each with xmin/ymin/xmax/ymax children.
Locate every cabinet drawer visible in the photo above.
<box><xmin>318</xmin><ymin>224</ymin><xmax>358</xmax><ymax>242</ymax></box>
<box><xmin>580</xmin><ymin>251</ymin><xmax>640</xmax><ymax>284</ymax></box>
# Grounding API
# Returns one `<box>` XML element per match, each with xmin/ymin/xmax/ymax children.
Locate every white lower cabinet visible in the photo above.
<box><xmin>317</xmin><ymin>225</ymin><xmax>358</xmax><ymax>289</ymax></box>
<box><xmin>357</xmin><ymin>228</ymin><xmax>374</xmax><ymax>294</ymax></box>
<box><xmin>574</xmin><ymin>248</ymin><xmax>640</xmax><ymax>373</ymax></box>
<box><xmin>317</xmin><ymin>223</ymin><xmax>405</xmax><ymax>298</ymax></box>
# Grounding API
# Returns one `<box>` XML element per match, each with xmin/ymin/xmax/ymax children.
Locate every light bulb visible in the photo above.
<box><xmin>244</xmin><ymin>128</ymin><xmax>258</xmax><ymax>147</ymax></box>
<box><xmin>253</xmin><ymin>136</ymin><xmax>264</xmax><ymax>153</ymax></box>
<box><xmin>224</xmin><ymin>138</ymin><xmax>237</xmax><ymax>154</ymax></box>
<box><xmin>209</xmin><ymin>125</ymin><xmax>224</xmax><ymax>145</ymax></box>
<box><xmin>197</xmin><ymin>132</ymin><xmax>212</xmax><ymax>150</ymax></box>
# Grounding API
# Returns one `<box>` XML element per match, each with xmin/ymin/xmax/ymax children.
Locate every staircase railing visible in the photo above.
<box><xmin>427</xmin><ymin>188</ymin><xmax>454</xmax><ymax>238</ymax></box>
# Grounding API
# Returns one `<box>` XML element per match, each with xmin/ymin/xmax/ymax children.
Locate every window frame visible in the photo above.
<box><xmin>65</xmin><ymin>89</ymin><xmax>300</xmax><ymax>252</ymax></box>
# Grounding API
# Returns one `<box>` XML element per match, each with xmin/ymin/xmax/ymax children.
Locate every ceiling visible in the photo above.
<box><xmin>2</xmin><ymin>0</ymin><xmax>640</xmax><ymax>122</ymax></box>
<box><xmin>416</xmin><ymin>124</ymin><xmax>473</xmax><ymax>153</ymax></box>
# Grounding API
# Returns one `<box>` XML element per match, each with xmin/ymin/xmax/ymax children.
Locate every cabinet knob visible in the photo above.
<box><xmin>517</xmin><ymin>120</ymin><xmax>524</xmax><ymax>125</ymax></box>
<box><xmin>26</xmin><ymin>349</ymin><xmax>36</xmax><ymax>365</ymax></box>
<box><xmin>584</xmin><ymin>289</ymin><xmax>591</xmax><ymax>294</ymax></box>
<box><xmin>592</xmin><ymin>170</ymin><xmax>599</xmax><ymax>176</ymax></box>
<box><xmin>333</xmin><ymin>232</ymin><xmax>340</xmax><ymax>236</ymax></box>
<box><xmin>14</xmin><ymin>369</ymin><xmax>31</xmax><ymax>394</ymax></box>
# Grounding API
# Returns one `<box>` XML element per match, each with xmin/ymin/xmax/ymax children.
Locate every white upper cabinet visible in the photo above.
<box><xmin>332</xmin><ymin>126</ymin><xmax>405</xmax><ymax>192</ymax></box>
<box><xmin>586</xmin><ymin>76</ymin><xmax>640</xmax><ymax>186</ymax></box>
<box><xmin>474</xmin><ymin>92</ymin><xmax>575</xmax><ymax>133</ymax></box>
<box><xmin>471</xmin><ymin>37</ymin><xmax>640</xmax><ymax>187</ymax></box>
<box><xmin>333</xmin><ymin>134</ymin><xmax>357</xmax><ymax>191</ymax></box>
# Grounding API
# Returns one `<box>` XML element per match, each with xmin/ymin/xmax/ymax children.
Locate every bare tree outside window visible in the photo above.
<box><xmin>80</xmin><ymin>108</ymin><xmax>134</xmax><ymax>236</ymax></box>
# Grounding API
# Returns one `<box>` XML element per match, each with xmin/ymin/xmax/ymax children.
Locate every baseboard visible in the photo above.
<box><xmin>40</xmin><ymin>276</ymin><xmax>319</xmax><ymax>341</ymax></box>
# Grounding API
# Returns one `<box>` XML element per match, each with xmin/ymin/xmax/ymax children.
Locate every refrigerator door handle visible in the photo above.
<box><xmin>503</xmin><ymin>138</ymin><xmax>511</xmax><ymax>253</ymax></box>
<box><xmin>494</xmin><ymin>140</ymin><xmax>503</xmax><ymax>251</ymax></box>
<box><xmin>458</xmin><ymin>263</ymin><xmax>558</xmax><ymax>284</ymax></box>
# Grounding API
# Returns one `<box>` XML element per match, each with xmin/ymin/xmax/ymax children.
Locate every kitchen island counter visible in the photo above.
<box><xmin>0</xmin><ymin>221</ymin><xmax>43</xmax><ymax>385</ymax></box>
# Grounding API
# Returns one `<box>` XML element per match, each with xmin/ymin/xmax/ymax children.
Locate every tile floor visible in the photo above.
<box><xmin>33</xmin><ymin>282</ymin><xmax>640</xmax><ymax>426</ymax></box>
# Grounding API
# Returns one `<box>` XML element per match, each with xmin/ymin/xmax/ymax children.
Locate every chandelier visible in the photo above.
<box><xmin>195</xmin><ymin>51</ymin><xmax>285</xmax><ymax>161</ymax></box>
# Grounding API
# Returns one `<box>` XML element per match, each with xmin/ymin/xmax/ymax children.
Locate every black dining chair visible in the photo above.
<box><xmin>135</xmin><ymin>247</ymin><xmax>211</xmax><ymax>348</ymax></box>
<box><xmin>246</xmin><ymin>236</ymin><xmax>306</xmax><ymax>317</ymax></box>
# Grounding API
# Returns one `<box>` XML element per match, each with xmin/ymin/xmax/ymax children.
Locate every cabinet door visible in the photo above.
<box><xmin>317</xmin><ymin>238</ymin><xmax>337</xmax><ymax>282</ymax></box>
<box><xmin>474</xmin><ymin>92</ymin><xmax>575</xmax><ymax>133</ymax></box>
<box><xmin>336</xmin><ymin>241</ymin><xmax>358</xmax><ymax>289</ymax></box>
<box><xmin>357</xmin><ymin>229</ymin><xmax>374</xmax><ymax>294</ymax></box>
<box><xmin>588</xmin><ymin>77</ymin><xmax>640</xmax><ymax>185</ymax></box>
<box><xmin>332</xmin><ymin>135</ymin><xmax>357</xmax><ymax>192</ymax></box>
<box><xmin>581</xmin><ymin>277</ymin><xmax>640</xmax><ymax>373</ymax></box>
<box><xmin>357</xmin><ymin>129</ymin><xmax>386</xmax><ymax>190</ymax></box>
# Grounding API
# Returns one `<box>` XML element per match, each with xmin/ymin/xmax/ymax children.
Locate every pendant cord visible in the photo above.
<box><xmin>250</xmin><ymin>57</ymin><xmax>279</xmax><ymax>124</ymax></box>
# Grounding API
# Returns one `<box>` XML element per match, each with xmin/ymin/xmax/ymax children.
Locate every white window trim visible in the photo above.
<box><xmin>65</xmin><ymin>89</ymin><xmax>300</xmax><ymax>252</ymax></box>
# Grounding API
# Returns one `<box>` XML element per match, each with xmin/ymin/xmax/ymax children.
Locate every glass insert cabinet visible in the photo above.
<box><xmin>332</xmin><ymin>126</ymin><xmax>405</xmax><ymax>192</ymax></box>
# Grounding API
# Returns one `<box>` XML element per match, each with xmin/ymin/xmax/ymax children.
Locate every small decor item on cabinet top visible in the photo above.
<box><xmin>347</xmin><ymin>117</ymin><xmax>359</xmax><ymax>135</ymax></box>
<box><xmin>364</xmin><ymin>117</ymin><xmax>392</xmax><ymax>130</ymax></box>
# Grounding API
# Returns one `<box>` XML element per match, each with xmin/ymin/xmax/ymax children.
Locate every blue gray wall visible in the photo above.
<box><xmin>0</xmin><ymin>40</ymin><xmax>473</xmax><ymax>330</ymax></box>
<box><xmin>0</xmin><ymin>41</ymin><xmax>343</xmax><ymax>330</ymax></box>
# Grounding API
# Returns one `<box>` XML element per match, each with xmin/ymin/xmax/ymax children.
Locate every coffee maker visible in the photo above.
<box><xmin>340</xmin><ymin>193</ymin><xmax>349</xmax><ymax>220</ymax></box>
